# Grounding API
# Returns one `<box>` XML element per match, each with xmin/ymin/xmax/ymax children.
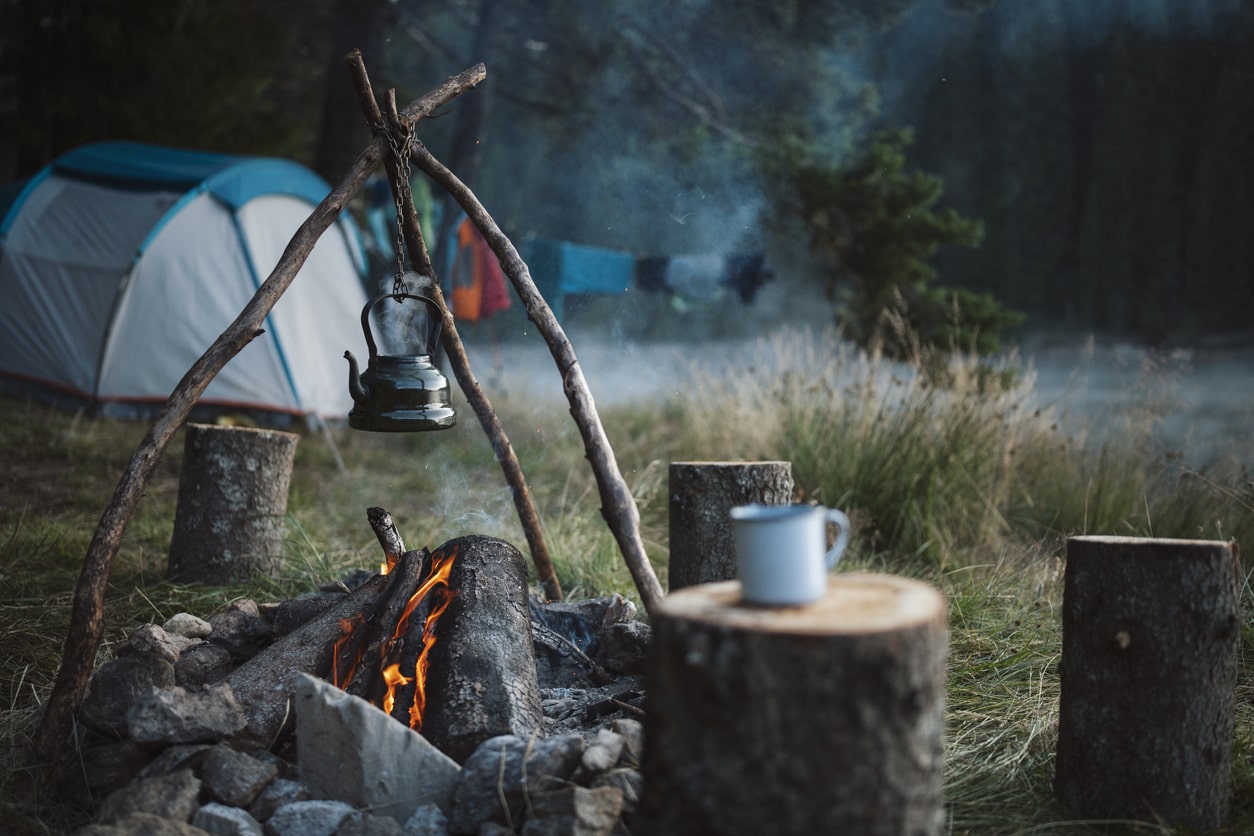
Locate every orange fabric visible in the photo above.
<box><xmin>450</xmin><ymin>218</ymin><xmax>483</xmax><ymax>321</ymax></box>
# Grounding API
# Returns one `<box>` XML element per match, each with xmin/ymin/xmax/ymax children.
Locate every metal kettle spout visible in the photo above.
<box><xmin>344</xmin><ymin>350</ymin><xmax>368</xmax><ymax>405</ymax></box>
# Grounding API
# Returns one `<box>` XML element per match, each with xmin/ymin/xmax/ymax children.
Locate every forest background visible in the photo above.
<box><xmin>1</xmin><ymin>0</ymin><xmax>1252</xmax><ymax>348</ymax></box>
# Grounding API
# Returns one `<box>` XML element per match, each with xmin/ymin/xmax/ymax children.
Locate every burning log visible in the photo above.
<box><xmin>640</xmin><ymin>574</ymin><xmax>948</xmax><ymax>835</ymax></box>
<box><xmin>421</xmin><ymin>535</ymin><xmax>544</xmax><ymax>763</ymax></box>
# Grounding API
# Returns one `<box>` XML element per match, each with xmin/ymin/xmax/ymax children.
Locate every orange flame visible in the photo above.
<box><xmin>381</xmin><ymin>545</ymin><xmax>459</xmax><ymax>731</ymax></box>
<box><xmin>331</xmin><ymin>615</ymin><xmax>365</xmax><ymax>689</ymax></box>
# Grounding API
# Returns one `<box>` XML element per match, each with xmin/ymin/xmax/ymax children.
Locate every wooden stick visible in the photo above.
<box><xmin>408</xmin><ymin>145</ymin><xmax>666</xmax><ymax>616</ymax></box>
<box><xmin>367</xmin><ymin>506</ymin><xmax>406</xmax><ymax>572</ymax></box>
<box><xmin>32</xmin><ymin>63</ymin><xmax>488</xmax><ymax>776</ymax></box>
<box><xmin>345</xmin><ymin>50</ymin><xmax>563</xmax><ymax>604</ymax></box>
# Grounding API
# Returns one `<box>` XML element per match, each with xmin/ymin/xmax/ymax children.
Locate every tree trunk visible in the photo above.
<box><xmin>667</xmin><ymin>461</ymin><xmax>793</xmax><ymax>590</ymax></box>
<box><xmin>640</xmin><ymin>574</ymin><xmax>948</xmax><ymax>836</ymax></box>
<box><xmin>422</xmin><ymin>535</ymin><xmax>543</xmax><ymax>763</ymax></box>
<box><xmin>167</xmin><ymin>423</ymin><xmax>298</xmax><ymax>584</ymax></box>
<box><xmin>1055</xmin><ymin>535</ymin><xmax>1240</xmax><ymax>831</ymax></box>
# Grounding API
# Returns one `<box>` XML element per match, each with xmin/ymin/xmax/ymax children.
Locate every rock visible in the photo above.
<box><xmin>134</xmin><ymin>744</ymin><xmax>212</xmax><ymax>781</ymax></box>
<box><xmin>59</xmin><ymin>737</ymin><xmax>152</xmax><ymax>807</ymax></box>
<box><xmin>518</xmin><ymin>786</ymin><xmax>624</xmax><ymax>836</ymax></box>
<box><xmin>448</xmin><ymin>733</ymin><xmax>585</xmax><ymax>834</ymax></box>
<box><xmin>75</xmin><ymin>811</ymin><xmax>213</xmax><ymax>835</ymax></box>
<box><xmin>594</xmin><ymin>622</ymin><xmax>649</xmax><ymax>675</ymax></box>
<box><xmin>199</xmin><ymin>743</ymin><xmax>278</xmax><ymax>807</ymax></box>
<box><xmin>208</xmin><ymin>601</ymin><xmax>272</xmax><ymax>661</ymax></box>
<box><xmin>164</xmin><ymin>613</ymin><xmax>214</xmax><ymax>639</ymax></box>
<box><xmin>247</xmin><ymin>777</ymin><xmax>310</xmax><ymax>823</ymax></box>
<box><xmin>175</xmin><ymin>643</ymin><xmax>233</xmax><ymax>688</ymax></box>
<box><xmin>264</xmin><ymin>800</ymin><xmax>357</xmax><ymax>836</ymax></box>
<box><xmin>96</xmin><ymin>768</ymin><xmax>201</xmax><ymax>825</ymax></box>
<box><xmin>401</xmin><ymin>804</ymin><xmax>450</xmax><ymax>836</ymax></box>
<box><xmin>294</xmin><ymin>673</ymin><xmax>461</xmax><ymax>823</ymax></box>
<box><xmin>608</xmin><ymin>720</ymin><xmax>643</xmax><ymax>767</ymax></box>
<box><xmin>191</xmin><ymin>802</ymin><xmax>263</xmax><ymax>835</ymax></box>
<box><xmin>590</xmin><ymin>769</ymin><xmax>641</xmax><ymax>818</ymax></box>
<box><xmin>129</xmin><ymin>624</ymin><xmax>198</xmax><ymax>663</ymax></box>
<box><xmin>80</xmin><ymin>655</ymin><xmax>176</xmax><ymax>738</ymax></box>
<box><xmin>477</xmin><ymin>825</ymin><xmax>514</xmax><ymax>836</ymax></box>
<box><xmin>579</xmin><ymin>729</ymin><xmax>625</xmax><ymax>774</ymax></box>
<box><xmin>337</xmin><ymin>811</ymin><xmax>405</xmax><ymax>836</ymax></box>
<box><xmin>127</xmin><ymin>682</ymin><xmax>247</xmax><ymax>746</ymax></box>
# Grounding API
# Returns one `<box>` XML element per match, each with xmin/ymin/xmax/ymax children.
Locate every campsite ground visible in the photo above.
<box><xmin>1</xmin><ymin>326</ymin><xmax>1253</xmax><ymax>834</ymax></box>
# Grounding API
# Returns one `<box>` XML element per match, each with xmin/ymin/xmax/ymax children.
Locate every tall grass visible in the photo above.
<box><xmin>1</xmin><ymin>327</ymin><xmax>1252</xmax><ymax>833</ymax></box>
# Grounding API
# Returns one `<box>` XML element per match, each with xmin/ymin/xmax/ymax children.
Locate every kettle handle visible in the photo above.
<box><xmin>360</xmin><ymin>293</ymin><xmax>445</xmax><ymax>359</ymax></box>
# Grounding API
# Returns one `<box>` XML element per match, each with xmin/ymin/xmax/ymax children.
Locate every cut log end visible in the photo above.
<box><xmin>659</xmin><ymin>574</ymin><xmax>946</xmax><ymax>635</ymax></box>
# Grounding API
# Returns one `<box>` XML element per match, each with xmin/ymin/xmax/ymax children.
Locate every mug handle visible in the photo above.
<box><xmin>823</xmin><ymin>508</ymin><xmax>851</xmax><ymax>570</ymax></box>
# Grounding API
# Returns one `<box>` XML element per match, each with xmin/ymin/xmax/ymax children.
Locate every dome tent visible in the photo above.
<box><xmin>0</xmin><ymin>141</ymin><xmax>371</xmax><ymax>426</ymax></box>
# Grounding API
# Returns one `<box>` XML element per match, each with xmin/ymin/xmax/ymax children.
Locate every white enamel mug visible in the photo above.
<box><xmin>730</xmin><ymin>503</ymin><xmax>851</xmax><ymax>606</ymax></box>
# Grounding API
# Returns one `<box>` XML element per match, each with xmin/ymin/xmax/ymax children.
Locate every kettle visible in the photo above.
<box><xmin>344</xmin><ymin>293</ymin><xmax>456</xmax><ymax>432</ymax></box>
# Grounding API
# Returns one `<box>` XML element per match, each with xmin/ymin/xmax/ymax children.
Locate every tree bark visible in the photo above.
<box><xmin>421</xmin><ymin>535</ymin><xmax>543</xmax><ymax>763</ymax></box>
<box><xmin>166</xmin><ymin>423</ymin><xmax>298</xmax><ymax>584</ymax></box>
<box><xmin>640</xmin><ymin>574</ymin><xmax>948</xmax><ymax>836</ymax></box>
<box><xmin>410</xmin><ymin>143</ymin><xmax>666</xmax><ymax>616</ymax></box>
<box><xmin>667</xmin><ymin>461</ymin><xmax>793</xmax><ymax>590</ymax></box>
<box><xmin>32</xmin><ymin>64</ymin><xmax>488</xmax><ymax>776</ymax></box>
<box><xmin>1055</xmin><ymin>535</ymin><xmax>1239</xmax><ymax>831</ymax></box>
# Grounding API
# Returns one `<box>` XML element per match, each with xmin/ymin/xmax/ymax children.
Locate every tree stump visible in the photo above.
<box><xmin>1055</xmin><ymin>536</ymin><xmax>1240</xmax><ymax>830</ymax></box>
<box><xmin>167</xmin><ymin>423</ymin><xmax>299</xmax><ymax>583</ymax></box>
<box><xmin>667</xmin><ymin>461</ymin><xmax>793</xmax><ymax>590</ymax></box>
<box><xmin>640</xmin><ymin>574</ymin><xmax>948</xmax><ymax>836</ymax></box>
<box><xmin>422</xmin><ymin>535</ymin><xmax>544</xmax><ymax>763</ymax></box>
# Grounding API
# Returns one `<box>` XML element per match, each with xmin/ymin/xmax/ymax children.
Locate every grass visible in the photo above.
<box><xmin>1</xmin><ymin>327</ymin><xmax>1252</xmax><ymax>834</ymax></box>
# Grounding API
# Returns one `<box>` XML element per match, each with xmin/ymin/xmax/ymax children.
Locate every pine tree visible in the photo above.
<box><xmin>787</xmin><ymin>128</ymin><xmax>1021</xmax><ymax>359</ymax></box>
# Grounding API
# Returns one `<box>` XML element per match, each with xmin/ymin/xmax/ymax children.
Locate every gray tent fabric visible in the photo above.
<box><xmin>0</xmin><ymin>142</ymin><xmax>371</xmax><ymax>424</ymax></box>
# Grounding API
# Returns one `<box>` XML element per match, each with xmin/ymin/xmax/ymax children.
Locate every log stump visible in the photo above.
<box><xmin>640</xmin><ymin>574</ymin><xmax>948</xmax><ymax>836</ymax></box>
<box><xmin>1055</xmin><ymin>536</ymin><xmax>1240</xmax><ymax>830</ymax></box>
<box><xmin>668</xmin><ymin>461</ymin><xmax>793</xmax><ymax>590</ymax></box>
<box><xmin>168</xmin><ymin>423</ymin><xmax>299</xmax><ymax>584</ymax></box>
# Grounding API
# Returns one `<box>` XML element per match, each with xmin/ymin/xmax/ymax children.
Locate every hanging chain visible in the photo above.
<box><xmin>381</xmin><ymin>118</ymin><xmax>416</xmax><ymax>299</ymax></box>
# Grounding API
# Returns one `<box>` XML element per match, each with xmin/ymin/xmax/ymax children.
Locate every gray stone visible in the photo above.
<box><xmin>476</xmin><ymin>825</ymin><xmax>514</xmax><ymax>836</ymax></box>
<box><xmin>165</xmin><ymin>612</ymin><xmax>214</xmax><ymax>639</ymax></box>
<box><xmin>200</xmin><ymin>743</ymin><xmax>279</xmax><ymax>807</ymax></box>
<box><xmin>176</xmin><ymin>643</ymin><xmax>234</xmax><ymax>688</ymax></box>
<box><xmin>518</xmin><ymin>786</ymin><xmax>624</xmax><ymax>836</ymax></box>
<box><xmin>96</xmin><ymin>768</ymin><xmax>201</xmax><ymax>825</ymax></box>
<box><xmin>294</xmin><ymin>673</ymin><xmax>461</xmax><ymax>824</ymax></box>
<box><xmin>127</xmin><ymin>682</ymin><xmax>247</xmax><ymax>745</ymax></box>
<box><xmin>579</xmin><ymin>729</ymin><xmax>624</xmax><ymax>775</ymax></box>
<box><xmin>247</xmin><ymin>777</ymin><xmax>310</xmax><ymax>823</ymax></box>
<box><xmin>607</xmin><ymin>720</ymin><xmax>643</xmax><ymax>767</ymax></box>
<box><xmin>134</xmin><ymin>744</ymin><xmax>212</xmax><ymax>781</ymax></box>
<box><xmin>593</xmin><ymin>622</ymin><xmax>649</xmax><ymax>675</ymax></box>
<box><xmin>401</xmin><ymin>804</ymin><xmax>450</xmax><ymax>836</ymax></box>
<box><xmin>264</xmin><ymin>800</ymin><xmax>356</xmax><ymax>836</ymax></box>
<box><xmin>192</xmin><ymin>802</ymin><xmax>264</xmax><ymax>836</ymax></box>
<box><xmin>590</xmin><ymin>770</ymin><xmax>641</xmax><ymax>817</ymax></box>
<box><xmin>337</xmin><ymin>811</ymin><xmax>405</xmax><ymax>836</ymax></box>
<box><xmin>448</xmin><ymin>734</ymin><xmax>585</xmax><ymax>834</ymax></box>
<box><xmin>75</xmin><ymin>811</ymin><xmax>213</xmax><ymax>835</ymax></box>
<box><xmin>63</xmin><ymin>738</ymin><xmax>152</xmax><ymax>806</ymax></box>
<box><xmin>208</xmin><ymin>601</ymin><xmax>272</xmax><ymax>661</ymax></box>
<box><xmin>80</xmin><ymin>654</ymin><xmax>176</xmax><ymax>738</ymax></box>
<box><xmin>129</xmin><ymin>624</ymin><xmax>195</xmax><ymax>663</ymax></box>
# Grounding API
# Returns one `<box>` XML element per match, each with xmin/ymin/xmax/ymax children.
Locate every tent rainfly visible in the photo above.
<box><xmin>0</xmin><ymin>141</ymin><xmax>372</xmax><ymax>425</ymax></box>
